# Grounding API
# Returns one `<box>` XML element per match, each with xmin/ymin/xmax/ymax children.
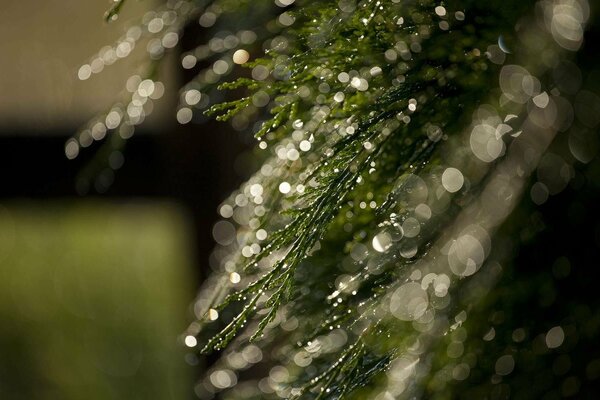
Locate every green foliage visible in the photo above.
<box><xmin>89</xmin><ymin>0</ymin><xmax>597</xmax><ymax>398</ymax></box>
<box><xmin>197</xmin><ymin>0</ymin><xmax>504</xmax><ymax>357</ymax></box>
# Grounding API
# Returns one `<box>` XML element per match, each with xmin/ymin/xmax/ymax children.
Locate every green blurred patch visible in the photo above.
<box><xmin>0</xmin><ymin>201</ymin><xmax>195</xmax><ymax>399</ymax></box>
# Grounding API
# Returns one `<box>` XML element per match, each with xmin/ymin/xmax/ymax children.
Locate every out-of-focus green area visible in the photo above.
<box><xmin>0</xmin><ymin>201</ymin><xmax>194</xmax><ymax>399</ymax></box>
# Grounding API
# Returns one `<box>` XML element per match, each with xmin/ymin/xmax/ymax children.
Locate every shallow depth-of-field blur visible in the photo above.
<box><xmin>0</xmin><ymin>202</ymin><xmax>194</xmax><ymax>399</ymax></box>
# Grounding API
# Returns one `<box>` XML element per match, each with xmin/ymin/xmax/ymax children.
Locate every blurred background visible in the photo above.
<box><xmin>0</xmin><ymin>1</ymin><xmax>251</xmax><ymax>398</ymax></box>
